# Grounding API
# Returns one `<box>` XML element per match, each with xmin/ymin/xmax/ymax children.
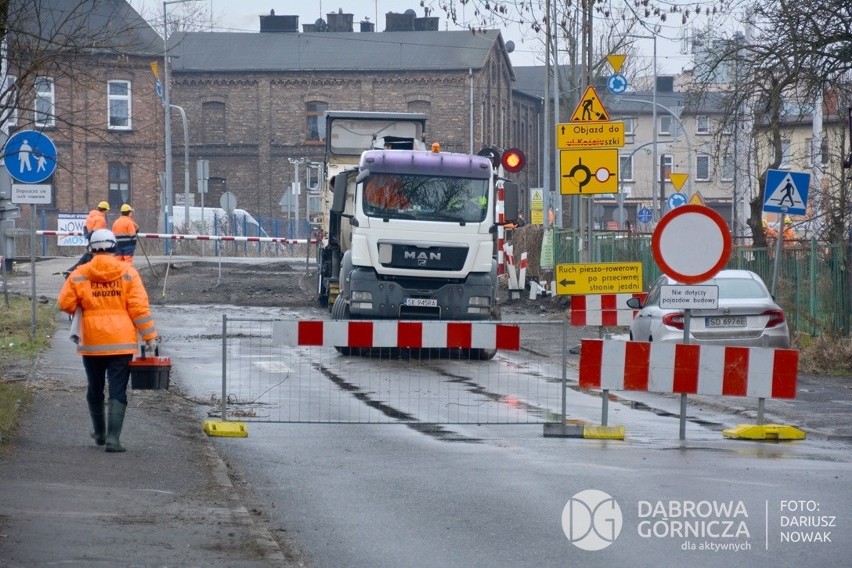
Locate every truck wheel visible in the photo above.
<box><xmin>331</xmin><ymin>296</ymin><xmax>353</xmax><ymax>355</ymax></box>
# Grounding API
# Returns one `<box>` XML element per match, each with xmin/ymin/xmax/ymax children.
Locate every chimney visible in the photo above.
<box><xmin>327</xmin><ymin>10</ymin><xmax>354</xmax><ymax>32</ymax></box>
<box><xmin>259</xmin><ymin>12</ymin><xmax>299</xmax><ymax>33</ymax></box>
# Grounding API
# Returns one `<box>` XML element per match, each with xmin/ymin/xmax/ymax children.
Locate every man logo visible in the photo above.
<box><xmin>561</xmin><ymin>489</ymin><xmax>623</xmax><ymax>551</ymax></box>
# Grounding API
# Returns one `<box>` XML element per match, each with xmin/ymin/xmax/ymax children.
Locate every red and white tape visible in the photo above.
<box><xmin>570</xmin><ymin>293</ymin><xmax>646</xmax><ymax>327</ymax></box>
<box><xmin>272</xmin><ymin>320</ymin><xmax>521</xmax><ymax>350</ymax></box>
<box><xmin>579</xmin><ymin>339</ymin><xmax>798</xmax><ymax>399</ymax></box>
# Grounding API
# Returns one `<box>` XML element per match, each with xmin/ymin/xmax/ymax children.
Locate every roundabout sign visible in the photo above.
<box><xmin>651</xmin><ymin>205</ymin><xmax>731</xmax><ymax>284</ymax></box>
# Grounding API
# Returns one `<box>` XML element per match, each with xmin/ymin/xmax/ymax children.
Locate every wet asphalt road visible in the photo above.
<box><xmin>5</xmin><ymin>257</ymin><xmax>851</xmax><ymax>567</ymax></box>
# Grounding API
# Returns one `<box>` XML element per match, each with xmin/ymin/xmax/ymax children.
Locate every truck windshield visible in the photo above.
<box><xmin>362</xmin><ymin>173</ymin><xmax>489</xmax><ymax>223</ymax></box>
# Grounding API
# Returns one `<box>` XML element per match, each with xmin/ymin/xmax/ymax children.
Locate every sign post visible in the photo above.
<box><xmin>651</xmin><ymin>205</ymin><xmax>732</xmax><ymax>439</ymax></box>
<box><xmin>3</xmin><ymin>130</ymin><xmax>57</xmax><ymax>339</ymax></box>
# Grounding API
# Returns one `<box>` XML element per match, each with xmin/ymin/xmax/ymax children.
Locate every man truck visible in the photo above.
<box><xmin>315</xmin><ymin>111</ymin><xmax>522</xmax><ymax>355</ymax></box>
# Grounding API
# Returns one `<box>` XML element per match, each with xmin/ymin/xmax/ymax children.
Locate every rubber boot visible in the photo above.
<box><xmin>88</xmin><ymin>401</ymin><xmax>106</xmax><ymax>446</ymax></box>
<box><xmin>105</xmin><ymin>400</ymin><xmax>127</xmax><ymax>453</ymax></box>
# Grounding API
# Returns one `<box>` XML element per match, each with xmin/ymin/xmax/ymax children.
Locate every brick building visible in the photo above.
<box><xmin>2</xmin><ymin>0</ymin><xmax>163</xmax><ymax>223</ymax></box>
<box><xmin>167</xmin><ymin>11</ymin><xmax>543</xmax><ymax>235</ymax></box>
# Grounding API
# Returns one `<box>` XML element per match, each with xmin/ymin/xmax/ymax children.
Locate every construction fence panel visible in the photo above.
<box><xmin>220</xmin><ymin>317</ymin><xmax>568</xmax><ymax>425</ymax></box>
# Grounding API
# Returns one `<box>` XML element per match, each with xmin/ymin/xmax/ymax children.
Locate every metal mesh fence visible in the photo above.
<box><xmin>219</xmin><ymin>317</ymin><xmax>568</xmax><ymax>425</ymax></box>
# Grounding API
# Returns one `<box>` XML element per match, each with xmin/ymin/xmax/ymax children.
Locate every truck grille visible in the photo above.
<box><xmin>379</xmin><ymin>244</ymin><xmax>468</xmax><ymax>271</ymax></box>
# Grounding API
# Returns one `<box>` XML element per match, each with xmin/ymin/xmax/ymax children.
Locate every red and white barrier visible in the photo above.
<box><xmin>579</xmin><ymin>339</ymin><xmax>798</xmax><ymax>399</ymax></box>
<box><xmin>570</xmin><ymin>293</ymin><xmax>647</xmax><ymax>327</ymax></box>
<box><xmin>36</xmin><ymin>230</ymin><xmax>315</xmax><ymax>245</ymax></box>
<box><xmin>272</xmin><ymin>320</ymin><xmax>521</xmax><ymax>350</ymax></box>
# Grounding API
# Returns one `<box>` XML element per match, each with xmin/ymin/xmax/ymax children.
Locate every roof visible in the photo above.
<box><xmin>512</xmin><ymin>65</ymin><xmax>581</xmax><ymax>100</ymax></box>
<box><xmin>10</xmin><ymin>0</ymin><xmax>162</xmax><ymax>57</ymax></box>
<box><xmin>168</xmin><ymin>30</ymin><xmax>504</xmax><ymax>73</ymax></box>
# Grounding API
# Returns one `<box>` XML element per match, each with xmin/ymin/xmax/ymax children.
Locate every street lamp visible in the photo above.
<box><xmin>163</xmin><ymin>0</ymin><xmax>201</xmax><ymax>229</ymax></box>
<box><xmin>626</xmin><ymin>33</ymin><xmax>658</xmax><ymax>217</ymax></box>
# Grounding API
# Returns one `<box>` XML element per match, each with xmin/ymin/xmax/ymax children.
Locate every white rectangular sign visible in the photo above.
<box><xmin>660</xmin><ymin>285</ymin><xmax>719</xmax><ymax>310</ymax></box>
<box><xmin>57</xmin><ymin>213</ymin><xmax>88</xmax><ymax>247</ymax></box>
<box><xmin>12</xmin><ymin>183</ymin><xmax>52</xmax><ymax>204</ymax></box>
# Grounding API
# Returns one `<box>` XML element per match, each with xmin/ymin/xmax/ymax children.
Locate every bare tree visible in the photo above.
<box><xmin>687</xmin><ymin>0</ymin><xmax>852</xmax><ymax>245</ymax></box>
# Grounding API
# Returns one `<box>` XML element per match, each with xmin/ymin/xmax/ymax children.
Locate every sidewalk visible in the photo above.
<box><xmin>0</xmin><ymin>260</ymin><xmax>298</xmax><ymax>567</ymax></box>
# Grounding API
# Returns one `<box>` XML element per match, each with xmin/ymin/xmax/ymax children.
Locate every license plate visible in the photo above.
<box><xmin>705</xmin><ymin>316</ymin><xmax>746</xmax><ymax>328</ymax></box>
<box><xmin>404</xmin><ymin>298</ymin><xmax>438</xmax><ymax>307</ymax></box>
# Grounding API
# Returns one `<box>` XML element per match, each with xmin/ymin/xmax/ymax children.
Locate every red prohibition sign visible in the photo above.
<box><xmin>651</xmin><ymin>205</ymin><xmax>732</xmax><ymax>284</ymax></box>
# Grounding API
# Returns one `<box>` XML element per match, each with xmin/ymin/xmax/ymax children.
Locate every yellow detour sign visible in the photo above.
<box><xmin>606</xmin><ymin>54</ymin><xmax>627</xmax><ymax>73</ymax></box>
<box><xmin>556</xmin><ymin>121</ymin><xmax>625</xmax><ymax>149</ymax></box>
<box><xmin>570</xmin><ymin>85</ymin><xmax>610</xmax><ymax>122</ymax></box>
<box><xmin>556</xmin><ymin>262</ymin><xmax>643</xmax><ymax>295</ymax></box>
<box><xmin>669</xmin><ymin>172</ymin><xmax>688</xmax><ymax>191</ymax></box>
<box><xmin>560</xmin><ymin>149</ymin><xmax>619</xmax><ymax>195</ymax></box>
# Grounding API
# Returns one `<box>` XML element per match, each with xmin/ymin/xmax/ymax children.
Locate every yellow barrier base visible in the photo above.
<box><xmin>583</xmin><ymin>425</ymin><xmax>626</xmax><ymax>440</ymax></box>
<box><xmin>722</xmin><ymin>424</ymin><xmax>805</xmax><ymax>441</ymax></box>
<box><xmin>203</xmin><ymin>420</ymin><xmax>249</xmax><ymax>438</ymax></box>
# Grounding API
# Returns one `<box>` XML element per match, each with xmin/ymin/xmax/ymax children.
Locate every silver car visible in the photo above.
<box><xmin>627</xmin><ymin>269</ymin><xmax>791</xmax><ymax>348</ymax></box>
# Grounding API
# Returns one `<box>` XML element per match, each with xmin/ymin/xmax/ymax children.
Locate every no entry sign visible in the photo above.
<box><xmin>651</xmin><ymin>205</ymin><xmax>731</xmax><ymax>284</ymax></box>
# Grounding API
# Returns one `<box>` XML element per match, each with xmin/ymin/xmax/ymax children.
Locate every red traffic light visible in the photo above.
<box><xmin>501</xmin><ymin>148</ymin><xmax>526</xmax><ymax>173</ymax></box>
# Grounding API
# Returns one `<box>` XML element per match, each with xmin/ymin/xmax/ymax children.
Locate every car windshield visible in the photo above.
<box><xmin>710</xmin><ymin>277</ymin><xmax>768</xmax><ymax>300</ymax></box>
<box><xmin>362</xmin><ymin>173</ymin><xmax>488</xmax><ymax>223</ymax></box>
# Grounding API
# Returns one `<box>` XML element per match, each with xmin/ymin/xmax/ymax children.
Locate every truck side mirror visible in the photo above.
<box><xmin>331</xmin><ymin>173</ymin><xmax>349</xmax><ymax>214</ymax></box>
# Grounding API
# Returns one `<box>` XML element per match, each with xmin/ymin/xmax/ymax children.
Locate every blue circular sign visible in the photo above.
<box><xmin>667</xmin><ymin>192</ymin><xmax>688</xmax><ymax>210</ymax></box>
<box><xmin>3</xmin><ymin>130</ymin><xmax>58</xmax><ymax>183</ymax></box>
<box><xmin>607</xmin><ymin>73</ymin><xmax>628</xmax><ymax>95</ymax></box>
<box><xmin>637</xmin><ymin>207</ymin><xmax>653</xmax><ymax>223</ymax></box>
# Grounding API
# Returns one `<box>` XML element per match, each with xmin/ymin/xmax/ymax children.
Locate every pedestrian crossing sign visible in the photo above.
<box><xmin>763</xmin><ymin>169</ymin><xmax>810</xmax><ymax>215</ymax></box>
<box><xmin>570</xmin><ymin>85</ymin><xmax>610</xmax><ymax>122</ymax></box>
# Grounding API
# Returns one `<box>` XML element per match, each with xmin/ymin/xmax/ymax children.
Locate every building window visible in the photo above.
<box><xmin>775</xmin><ymin>139</ymin><xmax>791</xmax><ymax>168</ymax></box>
<box><xmin>202</xmin><ymin>101</ymin><xmax>226</xmax><ymax>144</ymax></box>
<box><xmin>34</xmin><ymin>77</ymin><xmax>55</xmax><ymax>127</ymax></box>
<box><xmin>721</xmin><ymin>153</ymin><xmax>734</xmax><ymax>181</ymax></box>
<box><xmin>306</xmin><ymin>101</ymin><xmax>327</xmax><ymax>142</ymax></box>
<box><xmin>696</xmin><ymin>115</ymin><xmax>710</xmax><ymax>134</ymax></box>
<box><xmin>108</xmin><ymin>162</ymin><xmax>131</xmax><ymax>209</ymax></box>
<box><xmin>1</xmin><ymin>75</ymin><xmax>18</xmax><ymax>127</ymax></box>
<box><xmin>696</xmin><ymin>154</ymin><xmax>711</xmax><ymax>181</ymax></box>
<box><xmin>108</xmin><ymin>80</ymin><xmax>132</xmax><ymax>129</ymax></box>
<box><xmin>622</xmin><ymin>117</ymin><xmax>635</xmax><ymax>135</ymax></box>
<box><xmin>407</xmin><ymin>99</ymin><xmax>431</xmax><ymax>116</ymax></box>
<box><xmin>659</xmin><ymin>154</ymin><xmax>673</xmax><ymax>182</ymax></box>
<box><xmin>619</xmin><ymin>154</ymin><xmax>634</xmax><ymax>181</ymax></box>
<box><xmin>659</xmin><ymin>115</ymin><xmax>672</xmax><ymax>136</ymax></box>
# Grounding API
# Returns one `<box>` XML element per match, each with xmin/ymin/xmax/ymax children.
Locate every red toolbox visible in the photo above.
<box><xmin>129</xmin><ymin>346</ymin><xmax>172</xmax><ymax>390</ymax></box>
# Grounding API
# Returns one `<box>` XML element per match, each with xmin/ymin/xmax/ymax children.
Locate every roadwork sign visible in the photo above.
<box><xmin>570</xmin><ymin>85</ymin><xmax>611</xmax><ymax>122</ymax></box>
<box><xmin>556</xmin><ymin>262</ymin><xmax>643</xmax><ymax>295</ymax></box>
<box><xmin>560</xmin><ymin>149</ymin><xmax>619</xmax><ymax>195</ymax></box>
<box><xmin>556</xmin><ymin>121</ymin><xmax>625</xmax><ymax>149</ymax></box>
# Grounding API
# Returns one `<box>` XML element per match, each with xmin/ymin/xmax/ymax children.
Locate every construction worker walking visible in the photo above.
<box><xmin>57</xmin><ymin>229</ymin><xmax>160</xmax><ymax>453</ymax></box>
<box><xmin>112</xmin><ymin>203</ymin><xmax>139</xmax><ymax>262</ymax></box>
<box><xmin>64</xmin><ymin>201</ymin><xmax>110</xmax><ymax>276</ymax></box>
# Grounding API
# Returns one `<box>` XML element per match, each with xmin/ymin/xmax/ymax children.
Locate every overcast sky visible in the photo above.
<box><xmin>129</xmin><ymin>0</ymin><xmax>722</xmax><ymax>74</ymax></box>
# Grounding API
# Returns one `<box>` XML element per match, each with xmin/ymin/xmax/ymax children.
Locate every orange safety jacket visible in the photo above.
<box><xmin>57</xmin><ymin>253</ymin><xmax>158</xmax><ymax>356</ymax></box>
<box><xmin>84</xmin><ymin>209</ymin><xmax>107</xmax><ymax>238</ymax></box>
<box><xmin>112</xmin><ymin>215</ymin><xmax>139</xmax><ymax>256</ymax></box>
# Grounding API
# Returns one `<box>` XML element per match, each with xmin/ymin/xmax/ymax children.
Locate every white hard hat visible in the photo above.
<box><xmin>89</xmin><ymin>229</ymin><xmax>117</xmax><ymax>251</ymax></box>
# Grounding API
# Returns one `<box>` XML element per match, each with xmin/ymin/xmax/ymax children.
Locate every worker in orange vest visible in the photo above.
<box><xmin>64</xmin><ymin>201</ymin><xmax>110</xmax><ymax>276</ymax></box>
<box><xmin>57</xmin><ymin>229</ymin><xmax>160</xmax><ymax>453</ymax></box>
<box><xmin>112</xmin><ymin>203</ymin><xmax>139</xmax><ymax>262</ymax></box>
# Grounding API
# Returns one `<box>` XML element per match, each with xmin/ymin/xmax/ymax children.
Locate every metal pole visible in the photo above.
<box><xmin>163</xmin><ymin>2</ymin><xmax>173</xmax><ymax>223</ymax></box>
<box><xmin>771</xmin><ymin>208</ymin><xmax>786</xmax><ymax>295</ymax></box>
<box><xmin>221</xmin><ymin>314</ymin><xmax>228</xmax><ymax>422</ymax></box>
<box><xmin>170</xmin><ymin>104</ymin><xmax>190</xmax><ymax>230</ymax></box>
<box><xmin>680</xmin><ymin>309</ymin><xmax>692</xmax><ymax>440</ymax></box>
<box><xmin>561</xmin><ymin>316</ymin><xmax>568</xmax><ymax>426</ymax></box>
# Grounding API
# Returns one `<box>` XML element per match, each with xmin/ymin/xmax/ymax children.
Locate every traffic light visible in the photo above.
<box><xmin>500</xmin><ymin>148</ymin><xmax>526</xmax><ymax>173</ymax></box>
